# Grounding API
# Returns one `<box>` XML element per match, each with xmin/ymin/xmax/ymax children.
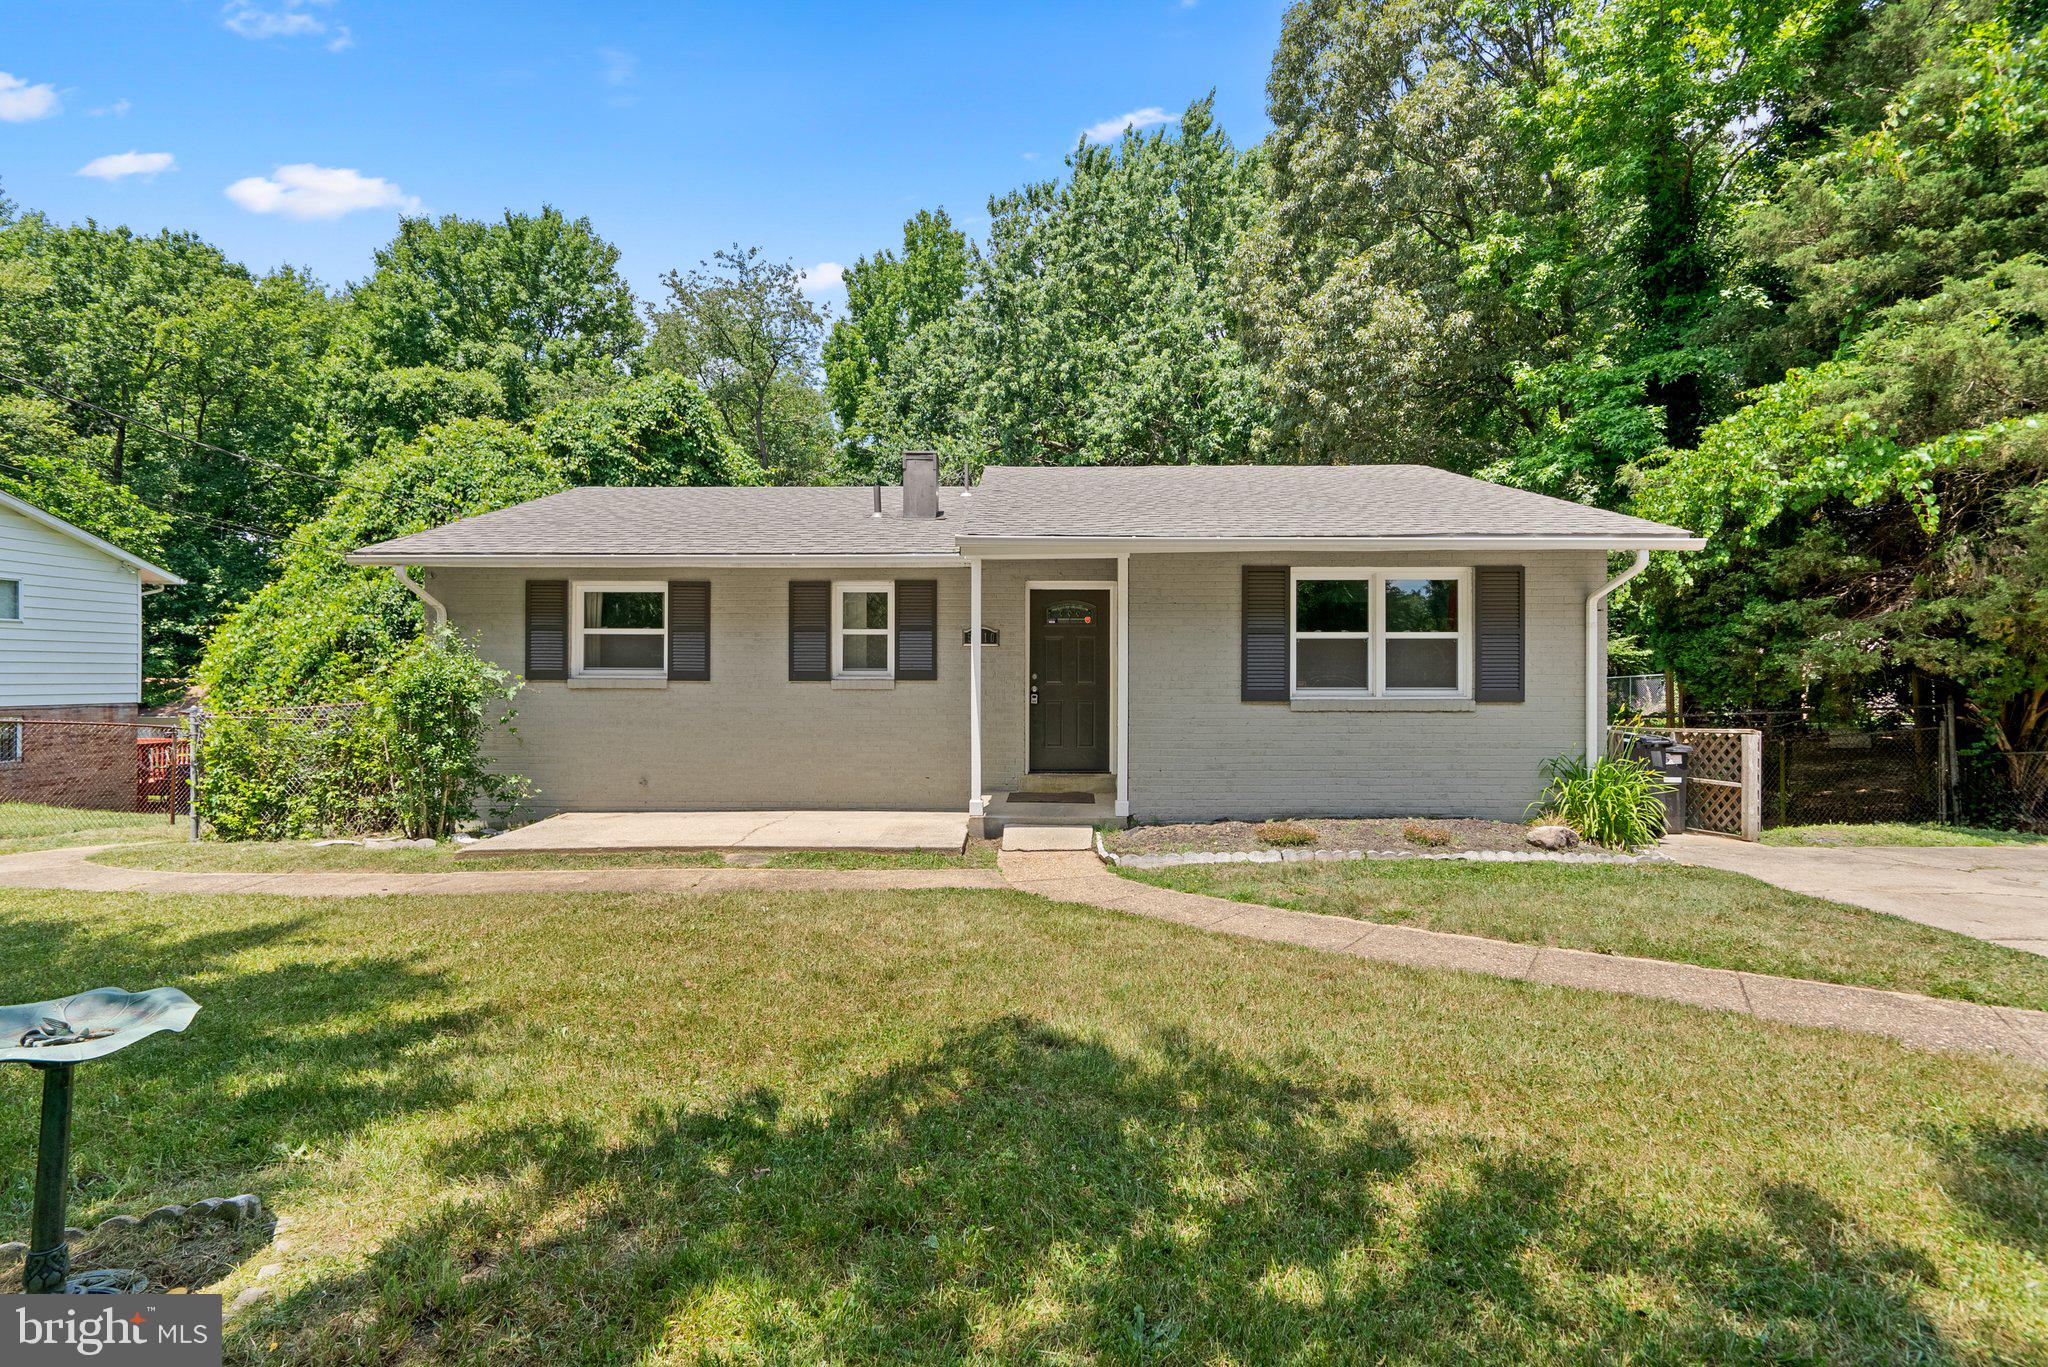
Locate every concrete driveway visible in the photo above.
<box><xmin>1664</xmin><ymin>833</ymin><xmax>2048</xmax><ymax>956</ymax></box>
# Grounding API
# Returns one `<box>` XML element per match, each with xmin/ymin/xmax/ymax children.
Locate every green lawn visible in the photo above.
<box><xmin>1763</xmin><ymin>821</ymin><xmax>2047</xmax><ymax>848</ymax></box>
<box><xmin>0</xmin><ymin>800</ymin><xmax>182</xmax><ymax>855</ymax></box>
<box><xmin>88</xmin><ymin>841</ymin><xmax>997</xmax><ymax>873</ymax></box>
<box><xmin>0</xmin><ymin>882</ymin><xmax>2043</xmax><ymax>1361</ymax></box>
<box><xmin>1120</xmin><ymin>858</ymin><xmax>2048</xmax><ymax>1011</ymax></box>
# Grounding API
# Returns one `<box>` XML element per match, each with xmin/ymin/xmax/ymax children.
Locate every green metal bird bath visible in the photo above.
<box><xmin>2</xmin><ymin>987</ymin><xmax>199</xmax><ymax>1294</ymax></box>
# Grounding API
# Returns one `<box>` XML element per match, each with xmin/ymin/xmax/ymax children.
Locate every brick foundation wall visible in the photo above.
<box><xmin>0</xmin><ymin>702</ymin><xmax>146</xmax><ymax>810</ymax></box>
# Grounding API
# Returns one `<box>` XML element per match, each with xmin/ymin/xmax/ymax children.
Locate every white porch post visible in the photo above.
<box><xmin>968</xmin><ymin>556</ymin><xmax>985</xmax><ymax>817</ymax></box>
<box><xmin>1115</xmin><ymin>552</ymin><xmax>1131</xmax><ymax>818</ymax></box>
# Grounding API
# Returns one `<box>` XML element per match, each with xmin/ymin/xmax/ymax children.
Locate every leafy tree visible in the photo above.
<box><xmin>340</xmin><ymin>207</ymin><xmax>642</xmax><ymax>418</ymax></box>
<box><xmin>0</xmin><ymin>393</ymin><xmax>169</xmax><ymax>563</ymax></box>
<box><xmin>645</xmin><ymin>246</ymin><xmax>833</xmax><ymax>482</ymax></box>
<box><xmin>200</xmin><ymin>418</ymin><xmax>567</xmax><ymax>708</ymax></box>
<box><xmin>823</xmin><ymin>209</ymin><xmax>970</xmax><ymax>468</ymax></box>
<box><xmin>863</xmin><ymin>96</ymin><xmax>1269</xmax><ymax>472</ymax></box>
<box><xmin>1634</xmin><ymin>4</ymin><xmax>2048</xmax><ymax>809</ymax></box>
<box><xmin>532</xmin><ymin>371</ymin><xmax>765</xmax><ymax>487</ymax></box>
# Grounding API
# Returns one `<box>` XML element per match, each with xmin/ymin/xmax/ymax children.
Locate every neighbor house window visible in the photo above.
<box><xmin>834</xmin><ymin>582</ymin><xmax>893</xmax><ymax>677</ymax></box>
<box><xmin>572</xmin><ymin>582</ymin><xmax>666</xmax><ymax>676</ymax></box>
<box><xmin>0</xmin><ymin>579</ymin><xmax>18</xmax><ymax>620</ymax></box>
<box><xmin>1290</xmin><ymin>569</ymin><xmax>1469</xmax><ymax>698</ymax></box>
<box><xmin>0</xmin><ymin>720</ymin><xmax>19</xmax><ymax>764</ymax></box>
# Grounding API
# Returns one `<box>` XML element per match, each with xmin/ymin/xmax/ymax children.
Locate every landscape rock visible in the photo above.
<box><xmin>138</xmin><ymin>1205</ymin><xmax>187</xmax><ymax>1227</ymax></box>
<box><xmin>216</xmin><ymin>1194</ymin><xmax>265</xmax><ymax>1224</ymax></box>
<box><xmin>228</xmin><ymin>1285</ymin><xmax>271</xmax><ymax>1314</ymax></box>
<box><xmin>1526</xmin><ymin>825</ymin><xmax>1580</xmax><ymax>851</ymax></box>
<box><xmin>0</xmin><ymin>1241</ymin><xmax>25</xmax><ymax>1266</ymax></box>
<box><xmin>95</xmin><ymin>1215</ymin><xmax>141</xmax><ymax>1234</ymax></box>
<box><xmin>310</xmin><ymin>839</ymin><xmax>359</xmax><ymax>848</ymax></box>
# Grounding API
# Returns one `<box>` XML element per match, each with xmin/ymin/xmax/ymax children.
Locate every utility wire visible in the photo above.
<box><xmin>0</xmin><ymin>364</ymin><xmax>361</xmax><ymax>491</ymax></box>
<box><xmin>0</xmin><ymin>458</ymin><xmax>284</xmax><ymax>542</ymax></box>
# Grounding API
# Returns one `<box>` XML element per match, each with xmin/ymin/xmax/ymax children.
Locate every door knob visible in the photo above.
<box><xmin>1029</xmin><ymin>688</ymin><xmax>1039</xmax><ymax>705</ymax></box>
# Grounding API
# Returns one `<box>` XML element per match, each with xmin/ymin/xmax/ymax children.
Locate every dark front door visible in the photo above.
<box><xmin>1029</xmin><ymin>589</ymin><xmax>1111</xmax><ymax>772</ymax></box>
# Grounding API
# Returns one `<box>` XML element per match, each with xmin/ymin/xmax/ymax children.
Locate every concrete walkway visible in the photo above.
<box><xmin>997</xmin><ymin>850</ymin><xmax>2048</xmax><ymax>1066</ymax></box>
<box><xmin>0</xmin><ymin>844</ymin><xmax>1003</xmax><ymax>899</ymax></box>
<box><xmin>1664</xmin><ymin>833</ymin><xmax>2048</xmax><ymax>957</ymax></box>
<box><xmin>460</xmin><ymin>809</ymin><xmax>969</xmax><ymax>857</ymax></box>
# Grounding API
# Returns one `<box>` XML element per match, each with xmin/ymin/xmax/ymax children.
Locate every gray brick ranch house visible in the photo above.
<box><xmin>348</xmin><ymin>455</ymin><xmax>1701</xmax><ymax>829</ymax></box>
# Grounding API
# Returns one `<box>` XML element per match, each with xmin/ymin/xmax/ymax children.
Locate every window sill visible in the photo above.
<box><xmin>567</xmin><ymin>676</ymin><xmax>670</xmax><ymax>690</ymax></box>
<box><xmin>831</xmin><ymin>676</ymin><xmax>896</xmax><ymax>691</ymax></box>
<box><xmin>1289</xmin><ymin>696</ymin><xmax>1475</xmax><ymax>713</ymax></box>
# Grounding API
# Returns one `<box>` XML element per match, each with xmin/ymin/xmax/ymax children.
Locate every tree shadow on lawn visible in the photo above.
<box><xmin>255</xmin><ymin>1017</ymin><xmax>1963</xmax><ymax>1364</ymax></box>
<box><xmin>0</xmin><ymin>899</ymin><xmax>480</xmax><ymax>1232</ymax></box>
<box><xmin>1932</xmin><ymin>1122</ymin><xmax>2048</xmax><ymax>1256</ymax></box>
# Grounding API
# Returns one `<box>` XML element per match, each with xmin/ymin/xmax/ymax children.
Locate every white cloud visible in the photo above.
<box><xmin>598</xmin><ymin>47</ymin><xmax>637</xmax><ymax>87</ymax></box>
<box><xmin>1021</xmin><ymin>151</ymin><xmax>1040</xmax><ymax>162</ymax></box>
<box><xmin>225</xmin><ymin>163</ymin><xmax>418</xmax><ymax>219</ymax></box>
<box><xmin>799</xmin><ymin>261</ymin><xmax>844</xmax><ymax>295</ymax></box>
<box><xmin>1081</xmin><ymin>106</ymin><xmax>1174</xmax><ymax>142</ymax></box>
<box><xmin>90</xmin><ymin>98</ymin><xmax>132</xmax><ymax>118</ymax></box>
<box><xmin>77</xmin><ymin>150</ymin><xmax>178</xmax><ymax>182</ymax></box>
<box><xmin>223</xmin><ymin>1</ymin><xmax>353</xmax><ymax>51</ymax></box>
<box><xmin>0</xmin><ymin>71</ymin><xmax>61</xmax><ymax>122</ymax></box>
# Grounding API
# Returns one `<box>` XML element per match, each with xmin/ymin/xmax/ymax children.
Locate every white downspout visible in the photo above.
<box><xmin>1585</xmin><ymin>550</ymin><xmax>1650</xmax><ymax>761</ymax></box>
<box><xmin>393</xmin><ymin>567</ymin><xmax>447</xmax><ymax>631</ymax></box>
<box><xmin>968</xmin><ymin>557</ymin><xmax>985</xmax><ymax>820</ymax></box>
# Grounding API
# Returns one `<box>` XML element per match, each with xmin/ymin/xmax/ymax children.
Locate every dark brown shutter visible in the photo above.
<box><xmin>1474</xmin><ymin>565</ymin><xmax>1525</xmax><ymax>703</ymax></box>
<box><xmin>894</xmin><ymin>579</ymin><xmax>937</xmax><ymax>680</ymax></box>
<box><xmin>789</xmin><ymin>580</ymin><xmax>830</xmax><ymax>680</ymax></box>
<box><xmin>1242</xmin><ymin>565</ymin><xmax>1289</xmax><ymax>702</ymax></box>
<box><xmin>525</xmin><ymin>580</ymin><xmax>568</xmax><ymax>681</ymax></box>
<box><xmin>668</xmin><ymin>581</ymin><xmax>710</xmax><ymax>681</ymax></box>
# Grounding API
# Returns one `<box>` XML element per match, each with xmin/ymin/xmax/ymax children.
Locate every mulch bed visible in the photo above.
<box><xmin>1106</xmin><ymin>817</ymin><xmax>1538</xmax><ymax>856</ymax></box>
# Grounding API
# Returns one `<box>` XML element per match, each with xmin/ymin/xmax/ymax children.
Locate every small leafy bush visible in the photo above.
<box><xmin>1402</xmin><ymin>822</ymin><xmax>1454</xmax><ymax>847</ymax></box>
<box><xmin>1255</xmin><ymin>821</ymin><xmax>1319</xmax><ymax>847</ymax></box>
<box><xmin>1531</xmin><ymin>754</ymin><xmax>1672</xmax><ymax>849</ymax></box>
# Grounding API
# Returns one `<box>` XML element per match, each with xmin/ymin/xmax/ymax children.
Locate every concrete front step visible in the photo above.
<box><xmin>984</xmin><ymin>792</ymin><xmax>1116</xmax><ymax>833</ymax></box>
<box><xmin>1013</xmin><ymin>772</ymin><xmax>1116</xmax><ymax>796</ymax></box>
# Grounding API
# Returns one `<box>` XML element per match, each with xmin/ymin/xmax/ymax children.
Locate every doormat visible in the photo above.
<box><xmin>1010</xmin><ymin>791</ymin><xmax>1096</xmax><ymax>804</ymax></box>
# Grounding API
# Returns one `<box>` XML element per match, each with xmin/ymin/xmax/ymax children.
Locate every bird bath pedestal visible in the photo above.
<box><xmin>2</xmin><ymin>987</ymin><xmax>199</xmax><ymax>1294</ymax></box>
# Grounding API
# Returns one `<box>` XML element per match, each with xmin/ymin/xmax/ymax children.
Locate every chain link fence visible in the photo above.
<box><xmin>189</xmin><ymin>703</ymin><xmax>395</xmax><ymax>840</ymax></box>
<box><xmin>0</xmin><ymin>716</ymin><xmax>189</xmax><ymax>821</ymax></box>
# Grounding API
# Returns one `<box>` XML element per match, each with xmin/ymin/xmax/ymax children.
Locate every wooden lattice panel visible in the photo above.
<box><xmin>1687</xmin><ymin>779</ymin><xmax>1744</xmax><ymax>836</ymax></box>
<box><xmin>1667</xmin><ymin>729</ymin><xmax>1743</xmax><ymax>785</ymax></box>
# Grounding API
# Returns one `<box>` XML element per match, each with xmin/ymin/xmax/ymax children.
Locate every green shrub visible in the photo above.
<box><xmin>1402</xmin><ymin>822</ymin><xmax>1454</xmax><ymax>847</ymax></box>
<box><xmin>1531</xmin><ymin>754</ymin><xmax>1672</xmax><ymax>849</ymax></box>
<box><xmin>377</xmin><ymin>631</ymin><xmax>529</xmax><ymax>838</ymax></box>
<box><xmin>1255</xmin><ymin>821</ymin><xmax>1319</xmax><ymax>847</ymax></box>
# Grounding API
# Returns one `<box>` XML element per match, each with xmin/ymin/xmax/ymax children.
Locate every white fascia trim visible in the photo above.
<box><xmin>954</xmin><ymin>535</ymin><xmax>1705</xmax><ymax>557</ymax></box>
<box><xmin>0</xmin><ymin>488</ymin><xmax>186</xmax><ymax>585</ymax></box>
<box><xmin>344</xmin><ymin>553</ymin><xmax>970</xmax><ymax>569</ymax></box>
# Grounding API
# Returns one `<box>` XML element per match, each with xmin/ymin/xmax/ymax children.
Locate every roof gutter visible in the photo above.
<box><xmin>1586</xmin><ymin>550</ymin><xmax>1650</xmax><ymax>762</ymax></box>
<box><xmin>952</xmin><ymin>534</ymin><xmax>1705</xmax><ymax>557</ymax></box>
<box><xmin>346</xmin><ymin>552</ymin><xmax>971</xmax><ymax>569</ymax></box>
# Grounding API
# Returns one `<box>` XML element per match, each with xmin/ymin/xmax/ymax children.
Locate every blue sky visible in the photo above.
<box><xmin>3</xmin><ymin>1</ymin><xmax>1286</xmax><ymax>314</ymax></box>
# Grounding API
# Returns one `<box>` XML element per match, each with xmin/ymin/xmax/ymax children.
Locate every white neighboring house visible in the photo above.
<box><xmin>0</xmin><ymin>489</ymin><xmax>183</xmax><ymax>791</ymax></box>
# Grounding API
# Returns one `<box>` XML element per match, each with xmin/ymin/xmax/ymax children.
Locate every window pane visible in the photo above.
<box><xmin>0</xmin><ymin>579</ymin><xmax>17</xmax><ymax>617</ymax></box>
<box><xmin>584</xmin><ymin>591</ymin><xmax>663</xmax><ymax>630</ymax></box>
<box><xmin>1385</xmin><ymin>578</ymin><xmax>1457</xmax><ymax>633</ymax></box>
<box><xmin>1295</xmin><ymin>637</ymin><xmax>1369</xmax><ymax>690</ymax></box>
<box><xmin>842</xmin><ymin>590</ymin><xmax>890</xmax><ymax>630</ymax></box>
<box><xmin>586</xmin><ymin>633</ymin><xmax>663</xmax><ymax>670</ymax></box>
<box><xmin>1295</xmin><ymin>579</ymin><xmax>1371</xmax><ymax>633</ymax></box>
<box><xmin>1386</xmin><ymin>637</ymin><xmax>1458</xmax><ymax>690</ymax></box>
<box><xmin>842</xmin><ymin>633</ymin><xmax>889</xmax><ymax>672</ymax></box>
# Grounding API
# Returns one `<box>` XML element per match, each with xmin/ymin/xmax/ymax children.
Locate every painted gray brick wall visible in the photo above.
<box><xmin>1126</xmin><ymin>551</ymin><xmax>1606</xmax><ymax>823</ymax></box>
<box><xmin>428</xmin><ymin>566</ymin><xmax>970</xmax><ymax>817</ymax></box>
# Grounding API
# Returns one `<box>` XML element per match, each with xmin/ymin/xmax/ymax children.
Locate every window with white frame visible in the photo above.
<box><xmin>834</xmin><ymin>582</ymin><xmax>893</xmax><ymax>677</ymax></box>
<box><xmin>0</xmin><ymin>578</ymin><xmax>19</xmax><ymax>620</ymax></box>
<box><xmin>1290</xmin><ymin>569</ymin><xmax>1469</xmax><ymax>698</ymax></box>
<box><xmin>572</xmin><ymin>582</ymin><xmax>666</xmax><ymax>675</ymax></box>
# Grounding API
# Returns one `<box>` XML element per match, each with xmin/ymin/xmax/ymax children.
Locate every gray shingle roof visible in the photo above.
<box><xmin>350</xmin><ymin>485</ymin><xmax>971</xmax><ymax>563</ymax></box>
<box><xmin>349</xmin><ymin>464</ymin><xmax>1698</xmax><ymax>564</ymax></box>
<box><xmin>958</xmin><ymin>465</ymin><xmax>1696</xmax><ymax>542</ymax></box>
